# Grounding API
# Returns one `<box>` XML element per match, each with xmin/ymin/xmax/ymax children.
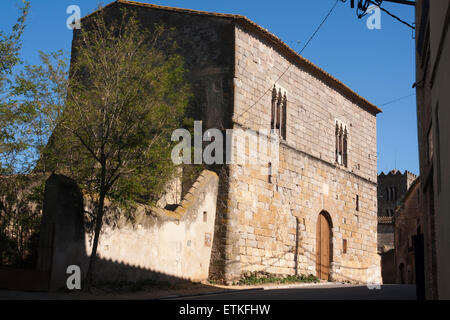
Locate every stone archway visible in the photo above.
<box><xmin>316</xmin><ymin>211</ymin><xmax>333</xmax><ymax>281</ymax></box>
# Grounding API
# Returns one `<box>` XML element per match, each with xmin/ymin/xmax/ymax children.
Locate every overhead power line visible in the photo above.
<box><xmin>300</xmin><ymin>92</ymin><xmax>415</xmax><ymax>125</ymax></box>
<box><xmin>234</xmin><ymin>0</ymin><xmax>341</xmax><ymax>122</ymax></box>
<box><xmin>368</xmin><ymin>0</ymin><xmax>415</xmax><ymax>29</ymax></box>
<box><xmin>379</xmin><ymin>93</ymin><xmax>415</xmax><ymax>107</ymax></box>
<box><xmin>352</xmin><ymin>0</ymin><xmax>415</xmax><ymax>29</ymax></box>
<box><xmin>234</xmin><ymin>0</ymin><xmax>414</xmax><ymax>128</ymax></box>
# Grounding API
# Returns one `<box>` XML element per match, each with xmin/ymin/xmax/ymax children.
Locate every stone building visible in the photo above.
<box><xmin>376</xmin><ymin>170</ymin><xmax>417</xmax><ymax>284</ymax></box>
<box><xmin>70</xmin><ymin>0</ymin><xmax>382</xmax><ymax>285</ymax></box>
<box><xmin>377</xmin><ymin>170</ymin><xmax>417</xmax><ymax>252</ymax></box>
<box><xmin>415</xmin><ymin>0</ymin><xmax>450</xmax><ymax>299</ymax></box>
<box><xmin>394</xmin><ymin>178</ymin><xmax>422</xmax><ymax>285</ymax></box>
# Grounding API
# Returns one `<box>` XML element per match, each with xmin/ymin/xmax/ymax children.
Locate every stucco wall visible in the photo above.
<box><xmin>38</xmin><ymin>170</ymin><xmax>219</xmax><ymax>290</ymax></box>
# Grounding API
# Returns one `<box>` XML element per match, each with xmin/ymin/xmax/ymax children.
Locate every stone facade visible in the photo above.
<box><xmin>225</xmin><ymin>24</ymin><xmax>381</xmax><ymax>284</ymax></box>
<box><xmin>78</xmin><ymin>1</ymin><xmax>382</xmax><ymax>285</ymax></box>
<box><xmin>394</xmin><ymin>179</ymin><xmax>422</xmax><ymax>284</ymax></box>
<box><xmin>377</xmin><ymin>170</ymin><xmax>418</xmax><ymax>252</ymax></box>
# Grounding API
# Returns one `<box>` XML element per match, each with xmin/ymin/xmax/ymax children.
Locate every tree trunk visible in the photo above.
<box><xmin>85</xmin><ymin>161</ymin><xmax>107</xmax><ymax>291</ymax></box>
<box><xmin>84</xmin><ymin>192</ymin><xmax>105</xmax><ymax>291</ymax></box>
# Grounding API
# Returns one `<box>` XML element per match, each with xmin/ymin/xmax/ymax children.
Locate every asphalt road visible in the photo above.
<box><xmin>171</xmin><ymin>284</ymin><xmax>417</xmax><ymax>300</ymax></box>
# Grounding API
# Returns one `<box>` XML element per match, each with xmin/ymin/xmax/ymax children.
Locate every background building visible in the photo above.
<box><xmin>377</xmin><ymin>170</ymin><xmax>417</xmax><ymax>284</ymax></box>
<box><xmin>394</xmin><ymin>178</ymin><xmax>422</xmax><ymax>286</ymax></box>
<box><xmin>377</xmin><ymin>170</ymin><xmax>417</xmax><ymax>251</ymax></box>
<box><xmin>415</xmin><ymin>0</ymin><xmax>450</xmax><ymax>299</ymax></box>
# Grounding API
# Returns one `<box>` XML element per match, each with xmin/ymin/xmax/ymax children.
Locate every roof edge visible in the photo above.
<box><xmin>81</xmin><ymin>0</ymin><xmax>381</xmax><ymax>115</ymax></box>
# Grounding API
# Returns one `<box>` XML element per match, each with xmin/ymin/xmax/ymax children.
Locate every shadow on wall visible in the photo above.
<box><xmin>380</xmin><ymin>249</ymin><xmax>396</xmax><ymax>284</ymax></box>
<box><xmin>34</xmin><ymin>171</ymin><xmax>219</xmax><ymax>292</ymax></box>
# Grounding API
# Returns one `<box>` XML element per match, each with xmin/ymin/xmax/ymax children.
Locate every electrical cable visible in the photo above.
<box><xmin>300</xmin><ymin>92</ymin><xmax>415</xmax><ymax>125</ymax></box>
<box><xmin>364</xmin><ymin>0</ymin><xmax>415</xmax><ymax>29</ymax></box>
<box><xmin>379</xmin><ymin>93</ymin><xmax>415</xmax><ymax>107</ymax></box>
<box><xmin>234</xmin><ymin>0</ymin><xmax>341</xmax><ymax>123</ymax></box>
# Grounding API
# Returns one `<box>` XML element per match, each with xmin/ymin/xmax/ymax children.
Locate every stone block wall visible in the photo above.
<box><xmin>73</xmin><ymin>2</ymin><xmax>382</xmax><ymax>285</ymax></box>
<box><xmin>219</xmin><ymin>25</ymin><xmax>381</xmax><ymax>284</ymax></box>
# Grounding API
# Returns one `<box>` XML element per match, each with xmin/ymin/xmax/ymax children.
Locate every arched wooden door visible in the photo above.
<box><xmin>316</xmin><ymin>212</ymin><xmax>332</xmax><ymax>280</ymax></box>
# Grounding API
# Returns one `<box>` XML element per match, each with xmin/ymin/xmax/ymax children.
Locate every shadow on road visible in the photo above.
<box><xmin>172</xmin><ymin>284</ymin><xmax>417</xmax><ymax>300</ymax></box>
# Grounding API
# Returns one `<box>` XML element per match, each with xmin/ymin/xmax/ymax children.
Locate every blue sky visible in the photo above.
<box><xmin>0</xmin><ymin>0</ymin><xmax>418</xmax><ymax>174</ymax></box>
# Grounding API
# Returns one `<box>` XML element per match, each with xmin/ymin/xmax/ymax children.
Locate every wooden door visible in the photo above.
<box><xmin>316</xmin><ymin>213</ymin><xmax>331</xmax><ymax>280</ymax></box>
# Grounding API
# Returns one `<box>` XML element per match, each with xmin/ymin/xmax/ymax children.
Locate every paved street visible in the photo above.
<box><xmin>0</xmin><ymin>283</ymin><xmax>416</xmax><ymax>300</ymax></box>
<box><xmin>171</xmin><ymin>284</ymin><xmax>417</xmax><ymax>300</ymax></box>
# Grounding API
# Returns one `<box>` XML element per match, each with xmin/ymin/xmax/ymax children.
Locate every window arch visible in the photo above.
<box><xmin>271</xmin><ymin>85</ymin><xmax>287</xmax><ymax>140</ymax></box>
<box><xmin>335</xmin><ymin>120</ymin><xmax>348</xmax><ymax>167</ymax></box>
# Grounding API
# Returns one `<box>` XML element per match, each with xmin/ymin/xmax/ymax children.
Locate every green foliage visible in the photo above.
<box><xmin>48</xmin><ymin>9</ymin><xmax>191</xmax><ymax>209</ymax></box>
<box><xmin>3</xmin><ymin>50</ymin><xmax>69</xmax><ymax>173</ymax></box>
<box><xmin>0</xmin><ymin>174</ymin><xmax>46</xmax><ymax>267</ymax></box>
<box><xmin>0</xmin><ymin>0</ymin><xmax>30</xmax><ymax>173</ymax></box>
<box><xmin>234</xmin><ymin>272</ymin><xmax>319</xmax><ymax>286</ymax></box>
<box><xmin>38</xmin><ymin>9</ymin><xmax>192</xmax><ymax>287</ymax></box>
<box><xmin>0</xmin><ymin>0</ymin><xmax>29</xmax><ymax>82</ymax></box>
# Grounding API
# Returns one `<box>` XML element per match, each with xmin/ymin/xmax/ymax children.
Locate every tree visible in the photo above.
<box><xmin>47</xmin><ymin>10</ymin><xmax>191</xmax><ymax>288</ymax></box>
<box><xmin>0</xmin><ymin>174</ymin><xmax>45</xmax><ymax>267</ymax></box>
<box><xmin>0</xmin><ymin>0</ymin><xmax>30</xmax><ymax>174</ymax></box>
<box><xmin>0</xmin><ymin>1</ymin><xmax>66</xmax><ymax>269</ymax></box>
<box><xmin>0</xmin><ymin>51</ymin><xmax>67</xmax><ymax>266</ymax></box>
<box><xmin>8</xmin><ymin>51</ymin><xmax>68</xmax><ymax>173</ymax></box>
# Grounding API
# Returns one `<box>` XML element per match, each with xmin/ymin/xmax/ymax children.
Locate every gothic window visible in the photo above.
<box><xmin>339</xmin><ymin>124</ymin><xmax>344</xmax><ymax>164</ymax></box>
<box><xmin>335</xmin><ymin>123</ymin><xmax>339</xmax><ymax>163</ymax></box>
<box><xmin>271</xmin><ymin>85</ymin><xmax>287</xmax><ymax>140</ymax></box>
<box><xmin>335</xmin><ymin>121</ymin><xmax>348</xmax><ymax>167</ymax></box>
<box><xmin>343</xmin><ymin>127</ymin><xmax>348</xmax><ymax>167</ymax></box>
<box><xmin>271</xmin><ymin>86</ymin><xmax>277</xmax><ymax>129</ymax></box>
<box><xmin>276</xmin><ymin>88</ymin><xmax>282</xmax><ymax>130</ymax></box>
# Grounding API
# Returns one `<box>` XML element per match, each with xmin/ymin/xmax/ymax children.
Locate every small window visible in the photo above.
<box><xmin>268</xmin><ymin>162</ymin><xmax>272</xmax><ymax>184</ymax></box>
<box><xmin>343</xmin><ymin>239</ymin><xmax>348</xmax><ymax>254</ymax></box>
<box><xmin>203</xmin><ymin>211</ymin><xmax>207</xmax><ymax>223</ymax></box>
<box><xmin>356</xmin><ymin>195</ymin><xmax>359</xmax><ymax>211</ymax></box>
